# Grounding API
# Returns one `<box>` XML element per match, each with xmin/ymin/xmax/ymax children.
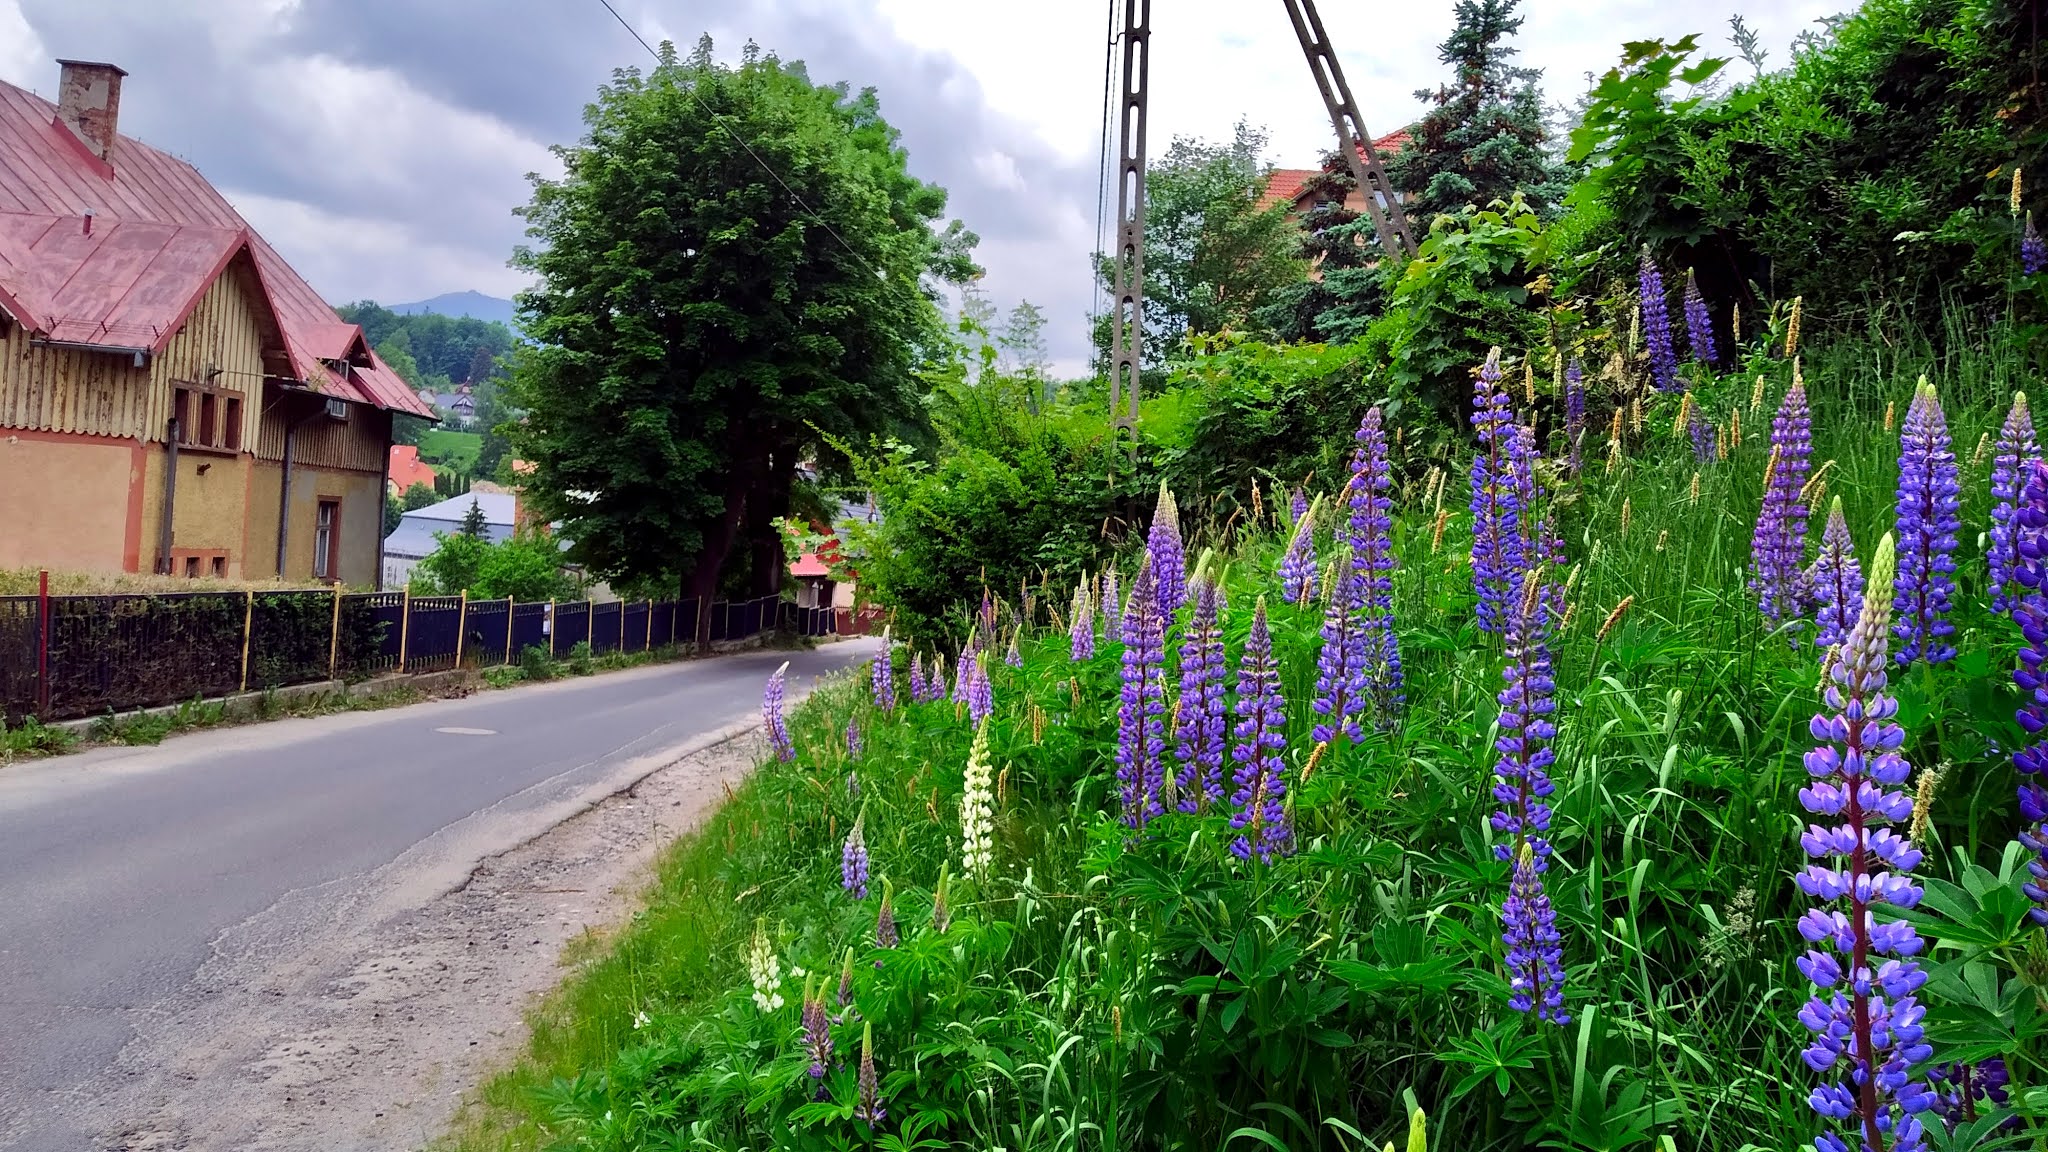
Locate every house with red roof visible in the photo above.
<box><xmin>0</xmin><ymin>60</ymin><xmax>436</xmax><ymax>584</ymax></box>
<box><xmin>1257</xmin><ymin>129</ymin><xmax>1413</xmax><ymax>219</ymax></box>
<box><xmin>387</xmin><ymin>445</ymin><xmax>438</xmax><ymax>497</ymax></box>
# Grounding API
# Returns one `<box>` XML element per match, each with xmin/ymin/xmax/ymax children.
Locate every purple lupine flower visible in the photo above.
<box><xmin>908</xmin><ymin>654</ymin><xmax>928</xmax><ymax>704</ymax></box>
<box><xmin>1683</xmin><ymin>268</ymin><xmax>1718</xmax><ymax>368</ymax></box>
<box><xmin>1004</xmin><ymin>630</ymin><xmax>1023</xmax><ymax>669</ymax></box>
<box><xmin>871</xmin><ymin>630</ymin><xmax>896</xmax><ymax>711</ymax></box>
<box><xmin>1470</xmin><ymin>348</ymin><xmax>1527</xmax><ymax>635</ymax></box>
<box><xmin>977</xmin><ymin>587</ymin><xmax>997</xmax><ymax>646</ymax></box>
<box><xmin>1491</xmin><ymin>574</ymin><xmax>1566</xmax><ymax>1023</ymax></box>
<box><xmin>800</xmin><ymin>978</ymin><xmax>833</xmax><ymax>1081</ymax></box>
<box><xmin>1927</xmin><ymin>1058</ymin><xmax>2015</xmax><ymax>1130</ymax></box>
<box><xmin>2026</xmin><ymin>212</ymin><xmax>2046</xmax><ymax>276</ymax></box>
<box><xmin>855</xmin><ymin>1022</ymin><xmax>885</xmax><ymax>1126</ymax></box>
<box><xmin>764</xmin><ymin>662</ymin><xmax>794</xmax><ymax>762</ymax></box>
<box><xmin>1807</xmin><ymin>497</ymin><xmax>1863</xmax><ymax>650</ymax></box>
<box><xmin>1990</xmin><ymin>392</ymin><xmax>2037</xmax><ymax>612</ymax></box>
<box><xmin>1101</xmin><ymin>567</ymin><xmax>1121</xmax><ymax>636</ymax></box>
<box><xmin>1640</xmin><ymin>249</ymin><xmax>1679</xmax><ymax>392</ymax></box>
<box><xmin>951</xmin><ymin>641</ymin><xmax>976</xmax><ymax>705</ymax></box>
<box><xmin>2009</xmin><ymin>460</ymin><xmax>2048</xmax><ymax>924</ymax></box>
<box><xmin>1688</xmin><ymin>401</ymin><xmax>1715</xmax><ymax>464</ymax></box>
<box><xmin>1352</xmin><ymin>407</ymin><xmax>1404</xmax><ymax>727</ymax></box>
<box><xmin>1793</xmin><ymin>532</ymin><xmax>1935</xmax><ymax>1152</ymax></box>
<box><xmin>1311</xmin><ymin>550</ymin><xmax>1366</xmax><ymax>745</ymax></box>
<box><xmin>1278</xmin><ymin>503</ymin><xmax>1318</xmax><ymax>607</ymax></box>
<box><xmin>1564</xmin><ymin>357</ymin><xmax>1586</xmax><ymax>476</ymax></box>
<box><xmin>925</xmin><ymin>653</ymin><xmax>947</xmax><ymax>704</ymax></box>
<box><xmin>1750</xmin><ymin>380</ymin><xmax>1814</xmax><ymax>628</ymax></box>
<box><xmin>1228</xmin><ymin>599</ymin><xmax>1292</xmax><ymax>862</ymax></box>
<box><xmin>846</xmin><ymin>716</ymin><xmax>862</xmax><ymax>758</ymax></box>
<box><xmin>1069</xmin><ymin>576</ymin><xmax>1097</xmax><ymax>661</ymax></box>
<box><xmin>1893</xmin><ymin>380</ymin><xmax>1961</xmax><ymax>666</ymax></box>
<box><xmin>966</xmin><ymin>650</ymin><xmax>993</xmax><ymax>729</ymax></box>
<box><xmin>1115</xmin><ymin>559</ymin><xmax>1167</xmax><ymax>828</ymax></box>
<box><xmin>842</xmin><ymin>816</ymin><xmax>869</xmax><ymax>899</ymax></box>
<box><xmin>1147</xmin><ymin>484</ymin><xmax>1187</xmax><ymax>624</ymax></box>
<box><xmin>1290</xmin><ymin>487</ymin><xmax>1308</xmax><ymax>524</ymax></box>
<box><xmin>1173</xmin><ymin>577</ymin><xmax>1227</xmax><ymax>813</ymax></box>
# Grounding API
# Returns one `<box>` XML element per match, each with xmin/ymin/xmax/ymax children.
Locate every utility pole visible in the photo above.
<box><xmin>1280</xmin><ymin>0</ymin><xmax>1417</xmax><ymax>261</ymax></box>
<box><xmin>1106</xmin><ymin>0</ymin><xmax>1150</xmax><ymax>459</ymax></box>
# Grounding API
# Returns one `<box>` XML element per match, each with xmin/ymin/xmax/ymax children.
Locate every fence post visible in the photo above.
<box><xmin>35</xmin><ymin>570</ymin><xmax>49</xmax><ymax>718</ymax></box>
<box><xmin>619</xmin><ymin>600</ymin><xmax>626</xmax><ymax>652</ymax></box>
<box><xmin>547</xmin><ymin>598</ymin><xmax>556</xmax><ymax>658</ymax></box>
<box><xmin>399</xmin><ymin>587</ymin><xmax>412</xmax><ymax>672</ymax></box>
<box><xmin>504</xmin><ymin>596</ymin><xmax>514</xmax><ymax>665</ymax></box>
<box><xmin>455</xmin><ymin>590</ymin><xmax>468</xmax><ymax>667</ymax></box>
<box><xmin>238</xmin><ymin>589</ymin><xmax>254</xmax><ymax>693</ymax></box>
<box><xmin>670</xmin><ymin>597</ymin><xmax>680</xmax><ymax>646</ymax></box>
<box><xmin>644</xmin><ymin>599</ymin><xmax>653</xmax><ymax>651</ymax></box>
<box><xmin>327</xmin><ymin>584</ymin><xmax>342</xmax><ymax>680</ymax></box>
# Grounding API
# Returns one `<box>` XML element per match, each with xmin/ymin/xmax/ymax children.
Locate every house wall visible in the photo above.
<box><xmin>0</xmin><ymin>430</ymin><xmax>141</xmax><ymax>571</ymax></box>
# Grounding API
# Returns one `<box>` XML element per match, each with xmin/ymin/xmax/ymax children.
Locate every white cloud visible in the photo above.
<box><xmin>226</xmin><ymin>189</ymin><xmax>532</xmax><ymax>305</ymax></box>
<box><xmin>0</xmin><ymin>0</ymin><xmax>46</xmax><ymax>92</ymax></box>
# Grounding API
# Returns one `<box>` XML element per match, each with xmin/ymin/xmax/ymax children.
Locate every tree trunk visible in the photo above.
<box><xmin>684</xmin><ymin>458</ymin><xmax>756</xmax><ymax>650</ymax></box>
<box><xmin>744</xmin><ymin>444</ymin><xmax>798</xmax><ymax>600</ymax></box>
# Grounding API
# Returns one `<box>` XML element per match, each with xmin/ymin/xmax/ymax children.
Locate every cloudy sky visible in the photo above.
<box><xmin>0</xmin><ymin>0</ymin><xmax>1838</xmax><ymax>371</ymax></box>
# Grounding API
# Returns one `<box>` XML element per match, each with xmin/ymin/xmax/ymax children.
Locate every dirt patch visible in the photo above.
<box><xmin>97</xmin><ymin>733</ymin><xmax>765</xmax><ymax>1151</ymax></box>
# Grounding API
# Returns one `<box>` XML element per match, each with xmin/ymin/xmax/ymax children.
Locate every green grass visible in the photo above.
<box><xmin>439</xmin><ymin>324</ymin><xmax>2048</xmax><ymax>1152</ymax></box>
<box><xmin>421</xmin><ymin>428</ymin><xmax>483</xmax><ymax>471</ymax></box>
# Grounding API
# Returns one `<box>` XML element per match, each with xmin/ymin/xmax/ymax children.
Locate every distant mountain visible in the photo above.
<box><xmin>389</xmin><ymin>290</ymin><xmax>517</xmax><ymax>328</ymax></box>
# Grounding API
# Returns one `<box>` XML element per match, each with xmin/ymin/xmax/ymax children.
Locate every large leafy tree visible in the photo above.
<box><xmin>1256</xmin><ymin>149</ymin><xmax>1393</xmax><ymax>343</ymax></box>
<box><xmin>1094</xmin><ymin>122</ymin><xmax>1307</xmax><ymax>370</ymax></box>
<box><xmin>1386</xmin><ymin>0</ymin><xmax>1568</xmax><ymax>224</ymax></box>
<box><xmin>511</xmin><ymin>38</ymin><xmax>976</xmax><ymax>629</ymax></box>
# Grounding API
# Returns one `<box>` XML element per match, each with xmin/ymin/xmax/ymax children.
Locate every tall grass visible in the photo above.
<box><xmin>447</xmin><ymin>321</ymin><xmax>2044</xmax><ymax>1152</ymax></box>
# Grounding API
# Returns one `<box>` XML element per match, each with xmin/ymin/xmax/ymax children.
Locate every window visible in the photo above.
<box><xmin>223</xmin><ymin>397</ymin><xmax>242</xmax><ymax>450</ymax></box>
<box><xmin>184</xmin><ymin>556</ymin><xmax>200</xmax><ymax>578</ymax></box>
<box><xmin>211</xmin><ymin>556</ymin><xmax>226</xmax><ymax>579</ymax></box>
<box><xmin>197</xmin><ymin>392</ymin><xmax>218</xmax><ymax>447</ymax></box>
<box><xmin>168</xmin><ymin>382</ymin><xmax>245</xmax><ymax>451</ymax></box>
<box><xmin>172</xmin><ymin>387</ymin><xmax>191</xmax><ymax>444</ymax></box>
<box><xmin>314</xmin><ymin>499</ymin><xmax>339</xmax><ymax>581</ymax></box>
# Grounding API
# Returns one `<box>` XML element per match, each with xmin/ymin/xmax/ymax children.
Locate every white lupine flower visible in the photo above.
<box><xmin>960</xmin><ymin>718</ymin><xmax>996</xmax><ymax>878</ymax></box>
<box><xmin>746</xmin><ymin>920</ymin><xmax>784</xmax><ymax>1012</ymax></box>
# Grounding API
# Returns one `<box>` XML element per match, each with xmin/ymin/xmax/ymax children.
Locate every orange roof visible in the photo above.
<box><xmin>388</xmin><ymin>444</ymin><xmax>437</xmax><ymax>491</ymax></box>
<box><xmin>790</xmin><ymin>552</ymin><xmax>832</xmax><ymax>578</ymax></box>
<box><xmin>0</xmin><ymin>71</ymin><xmax>433</xmax><ymax>417</ymax></box>
<box><xmin>1260</xmin><ymin>129</ymin><xmax>1412</xmax><ymax>211</ymax></box>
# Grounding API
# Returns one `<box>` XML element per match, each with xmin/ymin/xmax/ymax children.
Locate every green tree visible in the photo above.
<box><xmin>410</xmin><ymin>530</ymin><xmax>575</xmax><ymax>602</ymax></box>
<box><xmin>458</xmin><ymin>498</ymin><xmax>489</xmax><ymax>540</ymax></box>
<box><xmin>1386</xmin><ymin>0</ymin><xmax>1568</xmax><ymax>224</ymax></box>
<box><xmin>1093</xmin><ymin>121</ymin><xmax>1307</xmax><ymax>371</ymax></box>
<box><xmin>1257</xmin><ymin>150</ymin><xmax>1395</xmax><ymax>343</ymax></box>
<box><xmin>510</xmin><ymin>36</ymin><xmax>976</xmax><ymax>632</ymax></box>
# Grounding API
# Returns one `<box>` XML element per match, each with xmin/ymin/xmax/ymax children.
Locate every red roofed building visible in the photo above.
<box><xmin>1258</xmin><ymin>129</ymin><xmax>1413</xmax><ymax>218</ymax></box>
<box><xmin>387</xmin><ymin>445</ymin><xmax>437</xmax><ymax>496</ymax></box>
<box><xmin>0</xmin><ymin>60</ymin><xmax>436</xmax><ymax>584</ymax></box>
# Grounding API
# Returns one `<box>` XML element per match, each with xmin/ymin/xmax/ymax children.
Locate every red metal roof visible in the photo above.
<box><xmin>0</xmin><ymin>76</ymin><xmax>433</xmax><ymax>417</ymax></box>
<box><xmin>0</xmin><ymin>211</ymin><xmax>254</xmax><ymax>352</ymax></box>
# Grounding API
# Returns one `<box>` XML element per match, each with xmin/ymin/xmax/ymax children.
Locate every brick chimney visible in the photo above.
<box><xmin>55</xmin><ymin>59</ymin><xmax>126</xmax><ymax>163</ymax></box>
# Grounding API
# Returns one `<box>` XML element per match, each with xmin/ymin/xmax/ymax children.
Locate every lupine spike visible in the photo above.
<box><xmin>1683</xmin><ymin>267</ymin><xmax>1718</xmax><ymax>368</ymax></box>
<box><xmin>1470</xmin><ymin>348</ymin><xmax>1528</xmax><ymax>634</ymax></box>
<box><xmin>1990</xmin><ymin>392</ymin><xmax>2038</xmax><ymax>612</ymax></box>
<box><xmin>2026</xmin><ymin>211</ymin><xmax>2046</xmax><ymax>276</ymax></box>
<box><xmin>1893</xmin><ymin>379</ymin><xmax>1961</xmax><ymax>666</ymax></box>
<box><xmin>1639</xmin><ymin>249</ymin><xmax>1679</xmax><ymax>392</ymax></box>
<box><xmin>1115</xmin><ymin>558</ymin><xmax>1168</xmax><ymax>828</ymax></box>
<box><xmin>1351</xmin><ymin>406</ymin><xmax>1405</xmax><ymax>727</ymax></box>
<box><xmin>1806</xmin><ymin>497</ymin><xmax>1864</xmax><ymax>650</ymax></box>
<box><xmin>1564</xmin><ymin>357</ymin><xmax>1586</xmax><ymax>476</ymax></box>
<box><xmin>2007</xmin><ymin>460</ymin><xmax>2048</xmax><ymax>924</ymax></box>
<box><xmin>842</xmin><ymin>810</ymin><xmax>869</xmax><ymax>899</ymax></box>
<box><xmin>1750</xmin><ymin>379</ymin><xmax>1814</xmax><ymax>628</ymax></box>
<box><xmin>1148</xmin><ymin>483</ymin><xmax>1187</xmax><ymax>624</ymax></box>
<box><xmin>1173</xmin><ymin>577</ymin><xmax>1228</xmax><ymax>813</ymax></box>
<box><xmin>855</xmin><ymin>1021</ymin><xmax>885</xmax><ymax>1125</ymax></box>
<box><xmin>1228</xmin><ymin>598</ymin><xmax>1292</xmax><ymax>862</ymax></box>
<box><xmin>967</xmin><ymin>649</ymin><xmax>993</xmax><ymax>727</ymax></box>
<box><xmin>874</xmin><ymin>879</ymin><xmax>898</xmax><ymax>949</ymax></box>
<box><xmin>1278</xmin><ymin>500</ymin><xmax>1319</xmax><ymax>607</ymax></box>
<box><xmin>1794</xmin><ymin>533</ymin><xmax>1935</xmax><ymax>1152</ymax></box>
<box><xmin>1492</xmin><ymin>569</ymin><xmax>1567</xmax><ymax>1024</ymax></box>
<box><xmin>1070</xmin><ymin>574</ymin><xmax>1097</xmax><ymax>661</ymax></box>
<box><xmin>764</xmin><ymin>662</ymin><xmax>794</xmax><ymax>762</ymax></box>
<box><xmin>1101</xmin><ymin>566</ymin><xmax>1121</xmax><ymax>635</ymax></box>
<box><xmin>960</xmin><ymin>718</ymin><xmax>995</xmax><ymax>878</ymax></box>
<box><xmin>872</xmin><ymin>628</ymin><xmax>896</xmax><ymax>711</ymax></box>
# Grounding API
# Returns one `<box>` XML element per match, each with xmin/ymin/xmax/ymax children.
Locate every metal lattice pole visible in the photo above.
<box><xmin>1107</xmin><ymin>0</ymin><xmax>1151</xmax><ymax>456</ymax></box>
<box><xmin>1280</xmin><ymin>0</ymin><xmax>1416</xmax><ymax>260</ymax></box>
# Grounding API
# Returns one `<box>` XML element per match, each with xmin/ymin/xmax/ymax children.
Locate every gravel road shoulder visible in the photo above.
<box><xmin>101</xmin><ymin>732</ymin><xmax>765</xmax><ymax>1151</ymax></box>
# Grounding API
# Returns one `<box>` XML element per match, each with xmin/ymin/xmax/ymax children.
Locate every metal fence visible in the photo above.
<box><xmin>1</xmin><ymin>582</ymin><xmax>826</xmax><ymax>723</ymax></box>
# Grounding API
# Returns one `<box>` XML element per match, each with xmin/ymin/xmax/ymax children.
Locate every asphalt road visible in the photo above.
<box><xmin>0</xmin><ymin>638</ymin><xmax>877</xmax><ymax>1150</ymax></box>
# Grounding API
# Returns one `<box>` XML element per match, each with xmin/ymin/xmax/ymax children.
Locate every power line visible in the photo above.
<box><xmin>1091</xmin><ymin>0</ymin><xmax>1116</xmax><ymax>327</ymax></box>
<box><xmin>592</xmin><ymin>0</ymin><xmax>889</xmax><ymax>282</ymax></box>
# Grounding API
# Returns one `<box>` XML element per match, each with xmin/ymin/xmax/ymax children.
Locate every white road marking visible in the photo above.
<box><xmin>434</xmin><ymin>727</ymin><xmax>498</xmax><ymax>736</ymax></box>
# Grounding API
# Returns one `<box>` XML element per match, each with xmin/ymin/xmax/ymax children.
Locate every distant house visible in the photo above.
<box><xmin>381</xmin><ymin>491</ymin><xmax>518</xmax><ymax>588</ymax></box>
<box><xmin>387</xmin><ymin>445</ymin><xmax>437</xmax><ymax>496</ymax></box>
<box><xmin>1258</xmin><ymin>129</ymin><xmax>1412</xmax><ymax>219</ymax></box>
<box><xmin>0</xmin><ymin>60</ymin><xmax>436</xmax><ymax>585</ymax></box>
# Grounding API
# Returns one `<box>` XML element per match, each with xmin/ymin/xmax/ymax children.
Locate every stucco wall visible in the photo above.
<box><xmin>0</xmin><ymin>432</ymin><xmax>138</xmax><ymax>571</ymax></box>
<box><xmin>273</xmin><ymin>463</ymin><xmax>384</xmax><ymax>587</ymax></box>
